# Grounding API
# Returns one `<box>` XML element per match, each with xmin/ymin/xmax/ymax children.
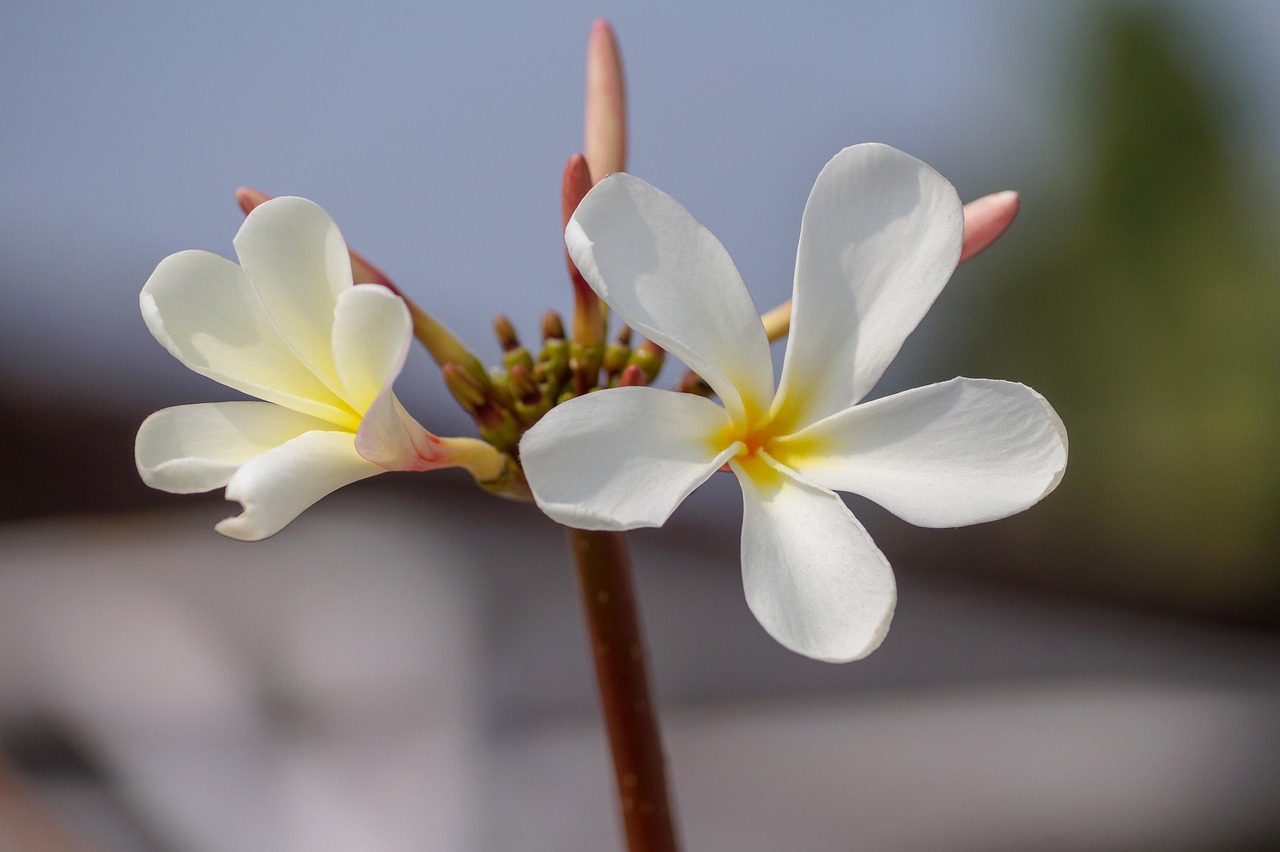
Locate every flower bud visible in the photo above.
<box><xmin>542</xmin><ymin>309</ymin><xmax>566</xmax><ymax>342</ymax></box>
<box><xmin>628</xmin><ymin>339</ymin><xmax>665</xmax><ymax>384</ymax></box>
<box><xmin>617</xmin><ymin>364</ymin><xmax>646</xmax><ymax>388</ymax></box>
<box><xmin>584</xmin><ymin>19</ymin><xmax>627</xmax><ymax>182</ymax></box>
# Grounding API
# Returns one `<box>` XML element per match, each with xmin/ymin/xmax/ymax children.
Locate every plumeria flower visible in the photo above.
<box><xmin>521</xmin><ymin>144</ymin><xmax>1067</xmax><ymax>662</ymax></box>
<box><xmin>136</xmin><ymin>197</ymin><xmax>505</xmax><ymax>541</ymax></box>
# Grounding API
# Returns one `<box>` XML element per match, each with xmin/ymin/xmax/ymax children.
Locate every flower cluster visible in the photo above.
<box><xmin>136</xmin><ymin>148</ymin><xmax>1065</xmax><ymax>658</ymax></box>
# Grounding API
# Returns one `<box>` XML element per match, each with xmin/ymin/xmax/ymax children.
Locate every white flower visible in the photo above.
<box><xmin>137</xmin><ymin>197</ymin><xmax>502</xmax><ymax>541</ymax></box>
<box><xmin>520</xmin><ymin>144</ymin><xmax>1068</xmax><ymax>662</ymax></box>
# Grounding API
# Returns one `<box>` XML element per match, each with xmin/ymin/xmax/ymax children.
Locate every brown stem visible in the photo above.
<box><xmin>0</xmin><ymin>755</ymin><xmax>101</xmax><ymax>851</ymax></box>
<box><xmin>566</xmin><ymin>528</ymin><xmax>680</xmax><ymax>852</ymax></box>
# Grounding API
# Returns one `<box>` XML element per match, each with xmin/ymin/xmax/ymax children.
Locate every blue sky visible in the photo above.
<box><xmin>3</xmin><ymin>1</ymin><xmax>1278</xmax><ymax>435</ymax></box>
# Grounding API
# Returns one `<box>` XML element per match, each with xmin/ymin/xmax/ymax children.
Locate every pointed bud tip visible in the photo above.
<box><xmin>541</xmin><ymin>310</ymin><xmax>566</xmax><ymax>342</ymax></box>
<box><xmin>618</xmin><ymin>364</ymin><xmax>645</xmax><ymax>388</ymax></box>
<box><xmin>588</xmin><ymin>20</ymin><xmax>620</xmax><ymax>58</ymax></box>
<box><xmin>562</xmin><ymin>153</ymin><xmax>594</xmax><ymax>229</ymax></box>
<box><xmin>960</xmin><ymin>190</ymin><xmax>1021</xmax><ymax>265</ymax></box>
<box><xmin>235</xmin><ymin>187</ymin><xmax>271</xmax><ymax>215</ymax></box>
<box><xmin>509</xmin><ymin>362</ymin><xmax>542</xmax><ymax>405</ymax></box>
<box><xmin>442</xmin><ymin>363</ymin><xmax>487</xmax><ymax>410</ymax></box>
<box><xmin>494</xmin><ymin>314</ymin><xmax>520</xmax><ymax>352</ymax></box>
<box><xmin>584</xmin><ymin>17</ymin><xmax>626</xmax><ymax>181</ymax></box>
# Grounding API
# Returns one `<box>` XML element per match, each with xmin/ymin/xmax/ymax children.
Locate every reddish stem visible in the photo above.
<box><xmin>566</xmin><ymin>528</ymin><xmax>680</xmax><ymax>852</ymax></box>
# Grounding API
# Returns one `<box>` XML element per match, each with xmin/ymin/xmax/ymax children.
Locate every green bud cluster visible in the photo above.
<box><xmin>439</xmin><ymin>310</ymin><xmax>668</xmax><ymax>456</ymax></box>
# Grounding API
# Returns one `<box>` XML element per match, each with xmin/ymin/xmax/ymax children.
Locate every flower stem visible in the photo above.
<box><xmin>0</xmin><ymin>755</ymin><xmax>101</xmax><ymax>851</ymax></box>
<box><xmin>566</xmin><ymin>527</ymin><xmax>680</xmax><ymax>852</ymax></box>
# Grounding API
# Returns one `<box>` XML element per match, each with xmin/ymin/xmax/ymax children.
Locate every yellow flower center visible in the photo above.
<box><xmin>715</xmin><ymin>416</ymin><xmax>783</xmax><ymax>463</ymax></box>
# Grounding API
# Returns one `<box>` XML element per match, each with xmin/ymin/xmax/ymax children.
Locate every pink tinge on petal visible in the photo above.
<box><xmin>960</xmin><ymin>190</ymin><xmax>1019</xmax><ymax>264</ymax></box>
<box><xmin>355</xmin><ymin>388</ymin><xmax>449</xmax><ymax>472</ymax></box>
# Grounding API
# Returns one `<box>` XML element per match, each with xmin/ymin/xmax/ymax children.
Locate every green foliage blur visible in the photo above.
<box><xmin>958</xmin><ymin>7</ymin><xmax>1280</xmax><ymax>619</ymax></box>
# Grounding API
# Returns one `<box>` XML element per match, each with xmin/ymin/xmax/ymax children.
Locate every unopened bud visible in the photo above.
<box><xmin>618</xmin><ymin>364</ymin><xmax>646</xmax><ymax>388</ymax></box>
<box><xmin>512</xmin><ymin>376</ymin><xmax>552</xmax><ymax>426</ymax></box>
<box><xmin>542</xmin><ymin>310</ymin><xmax>566</xmax><ymax>342</ymax></box>
<box><xmin>487</xmin><ymin>366</ymin><xmax>515</xmax><ymax>409</ymax></box>
<box><xmin>676</xmin><ymin>371</ymin><xmax>713</xmax><ymax>398</ymax></box>
<box><xmin>444</xmin><ymin>363</ymin><xmax>518</xmax><ymax>450</ymax></box>
<box><xmin>494</xmin><ymin>314</ymin><xmax>520</xmax><ymax>352</ymax></box>
<box><xmin>508</xmin><ymin>363</ymin><xmax>542</xmax><ymax>406</ymax></box>
<box><xmin>562</xmin><ymin>154</ymin><xmax>606</xmax><ymax>347</ymax></box>
<box><xmin>478</xmin><ymin>409</ymin><xmax>522</xmax><ymax>455</ymax></box>
<box><xmin>584</xmin><ymin>19</ymin><xmax>627</xmax><ymax>182</ymax></box>
<box><xmin>761</xmin><ymin>303</ymin><xmax>790</xmax><ymax>343</ymax></box>
<box><xmin>234</xmin><ymin>186</ymin><xmax>270</xmax><ymax>215</ymax></box>
<box><xmin>628</xmin><ymin>339</ymin><xmax>665</xmax><ymax>384</ymax></box>
<box><xmin>603</xmin><ymin>339</ymin><xmax>630</xmax><ymax>380</ymax></box>
<box><xmin>538</xmin><ymin>337</ymin><xmax>572</xmax><ymax>396</ymax></box>
<box><xmin>960</xmin><ymin>190</ymin><xmax>1020</xmax><ymax>264</ymax></box>
<box><xmin>492</xmin><ymin>316</ymin><xmax>533</xmax><ymax>373</ymax></box>
<box><xmin>570</xmin><ymin>341</ymin><xmax>604</xmax><ymax>395</ymax></box>
<box><xmin>442</xmin><ymin>363</ymin><xmax>487</xmax><ymax>410</ymax></box>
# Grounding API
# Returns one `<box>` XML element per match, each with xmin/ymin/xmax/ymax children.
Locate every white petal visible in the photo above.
<box><xmin>356</xmin><ymin>390</ymin><xmax>444</xmax><ymax>472</ymax></box>
<box><xmin>331</xmin><ymin>284</ymin><xmax>411</xmax><ymax>413</ymax></box>
<box><xmin>328</xmin><ymin>284</ymin><xmax>447</xmax><ymax>472</ymax></box>
<box><xmin>567</xmin><ymin>173</ymin><xmax>775</xmax><ymax>425</ymax></box>
<box><xmin>778</xmin><ymin>378</ymin><xmax>1068</xmax><ymax>528</ymax></box>
<box><xmin>520</xmin><ymin>387</ymin><xmax>736</xmax><ymax>530</ymax></box>
<box><xmin>233</xmin><ymin>196</ymin><xmax>353</xmax><ymax>398</ymax></box>
<box><xmin>733</xmin><ymin>454</ymin><xmax>896</xmax><ymax>663</ymax></box>
<box><xmin>136</xmin><ymin>402</ymin><xmax>339</xmax><ymax>494</ymax></box>
<box><xmin>773</xmin><ymin>144</ymin><xmax>963</xmax><ymax>433</ymax></box>
<box><xmin>141</xmin><ymin>250</ymin><xmax>358</xmax><ymax>428</ymax></box>
<box><xmin>215</xmin><ymin>430</ymin><xmax>384</xmax><ymax>542</ymax></box>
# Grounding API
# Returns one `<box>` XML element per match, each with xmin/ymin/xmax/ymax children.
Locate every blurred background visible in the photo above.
<box><xmin>2</xmin><ymin>1</ymin><xmax>1279</xmax><ymax>849</ymax></box>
